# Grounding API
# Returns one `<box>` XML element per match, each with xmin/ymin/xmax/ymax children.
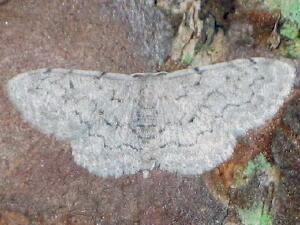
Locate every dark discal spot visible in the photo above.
<box><xmin>188</xmin><ymin>117</ymin><xmax>195</xmax><ymax>123</ymax></box>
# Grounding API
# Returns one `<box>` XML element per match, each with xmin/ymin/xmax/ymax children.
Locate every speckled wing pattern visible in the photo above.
<box><xmin>7</xmin><ymin>58</ymin><xmax>295</xmax><ymax>177</ymax></box>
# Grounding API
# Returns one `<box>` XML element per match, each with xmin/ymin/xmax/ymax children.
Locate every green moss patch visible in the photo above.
<box><xmin>181</xmin><ymin>53</ymin><xmax>194</xmax><ymax>66</ymax></box>
<box><xmin>238</xmin><ymin>202</ymin><xmax>272</xmax><ymax>225</ymax></box>
<box><xmin>234</xmin><ymin>154</ymin><xmax>273</xmax><ymax>186</ymax></box>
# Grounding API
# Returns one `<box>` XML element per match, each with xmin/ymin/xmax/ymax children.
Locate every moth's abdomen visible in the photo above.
<box><xmin>131</xmin><ymin>108</ymin><xmax>157</xmax><ymax>142</ymax></box>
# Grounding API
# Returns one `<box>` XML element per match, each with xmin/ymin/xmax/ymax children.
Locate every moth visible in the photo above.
<box><xmin>7</xmin><ymin>58</ymin><xmax>296</xmax><ymax>177</ymax></box>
